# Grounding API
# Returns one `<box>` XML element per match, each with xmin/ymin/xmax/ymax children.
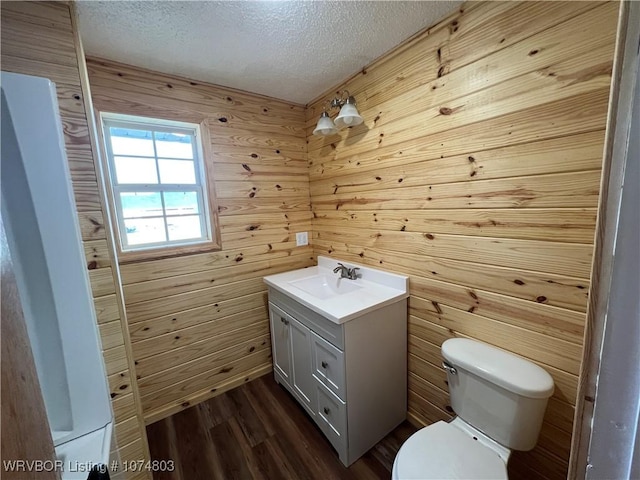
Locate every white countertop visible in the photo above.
<box><xmin>263</xmin><ymin>256</ymin><xmax>409</xmax><ymax>324</ymax></box>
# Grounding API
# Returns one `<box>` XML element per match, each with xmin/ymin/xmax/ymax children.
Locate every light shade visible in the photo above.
<box><xmin>313</xmin><ymin>112</ymin><xmax>338</xmax><ymax>136</ymax></box>
<box><xmin>334</xmin><ymin>102</ymin><xmax>363</xmax><ymax>129</ymax></box>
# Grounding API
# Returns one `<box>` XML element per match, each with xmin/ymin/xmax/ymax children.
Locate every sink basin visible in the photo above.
<box><xmin>289</xmin><ymin>274</ymin><xmax>362</xmax><ymax>300</ymax></box>
<box><xmin>264</xmin><ymin>256</ymin><xmax>409</xmax><ymax>323</ymax></box>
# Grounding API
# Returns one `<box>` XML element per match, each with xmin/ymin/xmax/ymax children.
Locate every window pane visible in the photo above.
<box><xmin>124</xmin><ymin>218</ymin><xmax>167</xmax><ymax>245</ymax></box>
<box><xmin>103</xmin><ymin>115</ymin><xmax>214</xmax><ymax>253</ymax></box>
<box><xmin>110</xmin><ymin>128</ymin><xmax>154</xmax><ymax>156</ymax></box>
<box><xmin>154</xmin><ymin>131</ymin><xmax>194</xmax><ymax>159</ymax></box>
<box><xmin>120</xmin><ymin>192</ymin><xmax>163</xmax><ymax>218</ymax></box>
<box><xmin>114</xmin><ymin>156</ymin><xmax>158</xmax><ymax>184</ymax></box>
<box><xmin>163</xmin><ymin>191</ymin><xmax>199</xmax><ymax>216</ymax></box>
<box><xmin>159</xmin><ymin>159</ymin><xmax>196</xmax><ymax>184</ymax></box>
<box><xmin>167</xmin><ymin>215</ymin><xmax>203</xmax><ymax>241</ymax></box>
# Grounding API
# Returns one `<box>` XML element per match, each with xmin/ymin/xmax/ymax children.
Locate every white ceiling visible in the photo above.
<box><xmin>76</xmin><ymin>1</ymin><xmax>463</xmax><ymax>105</ymax></box>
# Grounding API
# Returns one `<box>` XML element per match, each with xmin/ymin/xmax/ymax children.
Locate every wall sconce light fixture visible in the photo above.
<box><xmin>313</xmin><ymin>90</ymin><xmax>364</xmax><ymax>136</ymax></box>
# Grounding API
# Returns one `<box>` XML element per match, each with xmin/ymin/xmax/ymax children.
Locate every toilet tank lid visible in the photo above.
<box><xmin>442</xmin><ymin>339</ymin><xmax>554</xmax><ymax>398</ymax></box>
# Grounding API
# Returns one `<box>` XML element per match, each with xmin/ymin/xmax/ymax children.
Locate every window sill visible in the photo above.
<box><xmin>117</xmin><ymin>239</ymin><xmax>222</xmax><ymax>264</ymax></box>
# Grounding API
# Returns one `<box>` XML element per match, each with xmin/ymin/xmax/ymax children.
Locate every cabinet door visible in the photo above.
<box><xmin>269</xmin><ymin>304</ymin><xmax>291</xmax><ymax>383</ymax></box>
<box><xmin>290</xmin><ymin>317</ymin><xmax>317</xmax><ymax>416</ymax></box>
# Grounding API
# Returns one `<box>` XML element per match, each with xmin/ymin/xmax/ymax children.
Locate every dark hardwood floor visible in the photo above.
<box><xmin>147</xmin><ymin>374</ymin><xmax>417</xmax><ymax>480</ymax></box>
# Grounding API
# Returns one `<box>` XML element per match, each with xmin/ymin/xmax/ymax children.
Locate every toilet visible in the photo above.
<box><xmin>393</xmin><ymin>338</ymin><xmax>554</xmax><ymax>479</ymax></box>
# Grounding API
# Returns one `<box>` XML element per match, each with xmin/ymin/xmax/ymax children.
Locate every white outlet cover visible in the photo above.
<box><xmin>296</xmin><ymin>232</ymin><xmax>308</xmax><ymax>246</ymax></box>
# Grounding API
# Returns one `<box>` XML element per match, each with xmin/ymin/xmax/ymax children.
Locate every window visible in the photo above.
<box><xmin>101</xmin><ymin>113</ymin><xmax>219</xmax><ymax>257</ymax></box>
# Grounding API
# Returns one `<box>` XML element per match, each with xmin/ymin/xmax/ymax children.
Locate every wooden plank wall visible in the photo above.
<box><xmin>0</xmin><ymin>3</ymin><xmax>151</xmax><ymax>479</ymax></box>
<box><xmin>86</xmin><ymin>59</ymin><xmax>314</xmax><ymax>423</ymax></box>
<box><xmin>305</xmin><ymin>2</ymin><xmax>618</xmax><ymax>478</ymax></box>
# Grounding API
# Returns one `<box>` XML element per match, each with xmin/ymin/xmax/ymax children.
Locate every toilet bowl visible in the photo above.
<box><xmin>392</xmin><ymin>338</ymin><xmax>554</xmax><ymax>479</ymax></box>
<box><xmin>392</xmin><ymin>418</ymin><xmax>509</xmax><ymax>480</ymax></box>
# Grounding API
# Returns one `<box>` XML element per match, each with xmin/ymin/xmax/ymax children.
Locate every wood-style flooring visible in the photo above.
<box><xmin>147</xmin><ymin>374</ymin><xmax>417</xmax><ymax>480</ymax></box>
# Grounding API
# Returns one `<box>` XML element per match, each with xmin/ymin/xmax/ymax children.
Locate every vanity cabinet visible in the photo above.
<box><xmin>267</xmin><ymin>287</ymin><xmax>407</xmax><ymax>467</ymax></box>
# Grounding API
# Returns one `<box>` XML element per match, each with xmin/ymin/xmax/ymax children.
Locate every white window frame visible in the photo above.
<box><xmin>101</xmin><ymin>112</ymin><xmax>215</xmax><ymax>254</ymax></box>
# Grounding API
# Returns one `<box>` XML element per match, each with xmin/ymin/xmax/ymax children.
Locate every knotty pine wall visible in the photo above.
<box><xmin>86</xmin><ymin>59</ymin><xmax>314</xmax><ymax>423</ymax></box>
<box><xmin>306</xmin><ymin>1</ymin><xmax>618</xmax><ymax>479</ymax></box>
<box><xmin>0</xmin><ymin>3</ymin><xmax>151</xmax><ymax>479</ymax></box>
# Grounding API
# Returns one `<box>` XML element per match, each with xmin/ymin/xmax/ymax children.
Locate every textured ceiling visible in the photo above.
<box><xmin>76</xmin><ymin>1</ymin><xmax>463</xmax><ymax>105</ymax></box>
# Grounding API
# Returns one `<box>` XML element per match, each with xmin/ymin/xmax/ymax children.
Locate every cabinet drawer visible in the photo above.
<box><xmin>315</xmin><ymin>380</ymin><xmax>347</xmax><ymax>449</ymax></box>
<box><xmin>311</xmin><ymin>331</ymin><xmax>346</xmax><ymax>400</ymax></box>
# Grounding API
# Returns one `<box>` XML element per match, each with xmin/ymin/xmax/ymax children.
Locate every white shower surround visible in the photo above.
<box><xmin>1</xmin><ymin>72</ymin><xmax>113</xmax><ymax>478</ymax></box>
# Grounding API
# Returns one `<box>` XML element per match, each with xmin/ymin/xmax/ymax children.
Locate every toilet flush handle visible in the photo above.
<box><xmin>442</xmin><ymin>361</ymin><xmax>457</xmax><ymax>375</ymax></box>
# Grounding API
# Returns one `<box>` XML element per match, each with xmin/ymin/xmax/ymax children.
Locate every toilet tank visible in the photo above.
<box><xmin>442</xmin><ymin>338</ymin><xmax>554</xmax><ymax>451</ymax></box>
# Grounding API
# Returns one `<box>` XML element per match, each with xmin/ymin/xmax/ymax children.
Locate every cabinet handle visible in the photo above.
<box><xmin>321</xmin><ymin>361</ymin><xmax>328</xmax><ymax>369</ymax></box>
<box><xmin>323</xmin><ymin>407</ymin><xmax>330</xmax><ymax>415</ymax></box>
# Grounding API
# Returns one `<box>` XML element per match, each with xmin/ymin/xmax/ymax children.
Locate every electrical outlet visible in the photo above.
<box><xmin>296</xmin><ymin>231</ymin><xmax>308</xmax><ymax>246</ymax></box>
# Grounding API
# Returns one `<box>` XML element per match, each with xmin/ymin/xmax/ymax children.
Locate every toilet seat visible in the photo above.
<box><xmin>392</xmin><ymin>421</ymin><xmax>508</xmax><ymax>479</ymax></box>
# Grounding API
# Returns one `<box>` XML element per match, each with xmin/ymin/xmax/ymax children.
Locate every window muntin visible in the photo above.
<box><xmin>102</xmin><ymin>115</ymin><xmax>213</xmax><ymax>252</ymax></box>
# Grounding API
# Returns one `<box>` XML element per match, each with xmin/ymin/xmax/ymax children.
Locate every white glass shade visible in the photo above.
<box><xmin>334</xmin><ymin>103</ymin><xmax>363</xmax><ymax>129</ymax></box>
<box><xmin>313</xmin><ymin>113</ymin><xmax>338</xmax><ymax>136</ymax></box>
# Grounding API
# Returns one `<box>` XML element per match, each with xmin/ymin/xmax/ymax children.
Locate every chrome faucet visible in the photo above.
<box><xmin>333</xmin><ymin>263</ymin><xmax>360</xmax><ymax>280</ymax></box>
<box><xmin>333</xmin><ymin>263</ymin><xmax>349</xmax><ymax>278</ymax></box>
